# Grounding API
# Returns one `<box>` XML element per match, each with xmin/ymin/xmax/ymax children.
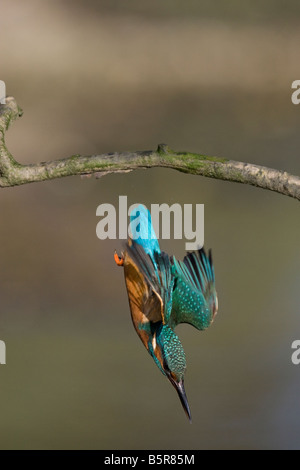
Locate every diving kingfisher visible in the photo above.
<box><xmin>114</xmin><ymin>205</ymin><xmax>218</xmax><ymax>422</ymax></box>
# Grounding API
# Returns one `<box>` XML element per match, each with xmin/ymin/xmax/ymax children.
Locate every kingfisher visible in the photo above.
<box><xmin>114</xmin><ymin>205</ymin><xmax>218</xmax><ymax>422</ymax></box>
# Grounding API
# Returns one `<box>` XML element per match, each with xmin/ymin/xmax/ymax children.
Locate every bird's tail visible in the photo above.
<box><xmin>129</xmin><ymin>204</ymin><xmax>160</xmax><ymax>261</ymax></box>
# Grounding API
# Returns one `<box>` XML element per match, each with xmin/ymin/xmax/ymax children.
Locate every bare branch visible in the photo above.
<box><xmin>0</xmin><ymin>97</ymin><xmax>299</xmax><ymax>201</ymax></box>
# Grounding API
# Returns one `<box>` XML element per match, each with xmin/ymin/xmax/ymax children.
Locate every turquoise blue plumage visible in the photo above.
<box><xmin>114</xmin><ymin>205</ymin><xmax>218</xmax><ymax>421</ymax></box>
<box><xmin>129</xmin><ymin>204</ymin><xmax>160</xmax><ymax>257</ymax></box>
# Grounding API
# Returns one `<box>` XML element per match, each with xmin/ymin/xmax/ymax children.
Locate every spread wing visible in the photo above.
<box><xmin>171</xmin><ymin>248</ymin><xmax>218</xmax><ymax>330</ymax></box>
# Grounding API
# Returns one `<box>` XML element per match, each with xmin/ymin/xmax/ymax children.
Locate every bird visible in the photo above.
<box><xmin>114</xmin><ymin>205</ymin><xmax>218</xmax><ymax>421</ymax></box>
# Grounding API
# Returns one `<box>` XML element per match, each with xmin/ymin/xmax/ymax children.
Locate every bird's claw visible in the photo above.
<box><xmin>114</xmin><ymin>250</ymin><xmax>124</xmax><ymax>266</ymax></box>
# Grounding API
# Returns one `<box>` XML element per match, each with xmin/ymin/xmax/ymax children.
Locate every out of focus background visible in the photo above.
<box><xmin>0</xmin><ymin>0</ymin><xmax>300</xmax><ymax>450</ymax></box>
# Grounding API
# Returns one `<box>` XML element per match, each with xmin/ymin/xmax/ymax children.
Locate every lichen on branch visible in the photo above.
<box><xmin>0</xmin><ymin>97</ymin><xmax>299</xmax><ymax>201</ymax></box>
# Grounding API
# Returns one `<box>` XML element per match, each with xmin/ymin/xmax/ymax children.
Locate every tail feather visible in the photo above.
<box><xmin>129</xmin><ymin>204</ymin><xmax>160</xmax><ymax>259</ymax></box>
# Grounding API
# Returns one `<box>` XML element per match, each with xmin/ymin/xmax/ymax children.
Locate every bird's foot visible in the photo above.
<box><xmin>114</xmin><ymin>250</ymin><xmax>124</xmax><ymax>266</ymax></box>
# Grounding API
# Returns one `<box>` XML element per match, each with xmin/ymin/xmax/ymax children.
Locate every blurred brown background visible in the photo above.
<box><xmin>0</xmin><ymin>0</ymin><xmax>300</xmax><ymax>449</ymax></box>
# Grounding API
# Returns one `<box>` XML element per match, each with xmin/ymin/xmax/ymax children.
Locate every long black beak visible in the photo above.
<box><xmin>168</xmin><ymin>376</ymin><xmax>192</xmax><ymax>422</ymax></box>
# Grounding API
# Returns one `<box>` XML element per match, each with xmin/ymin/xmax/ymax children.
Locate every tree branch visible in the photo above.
<box><xmin>1</xmin><ymin>97</ymin><xmax>299</xmax><ymax>201</ymax></box>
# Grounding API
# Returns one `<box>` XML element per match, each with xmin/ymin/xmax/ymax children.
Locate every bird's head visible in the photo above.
<box><xmin>149</xmin><ymin>324</ymin><xmax>192</xmax><ymax>422</ymax></box>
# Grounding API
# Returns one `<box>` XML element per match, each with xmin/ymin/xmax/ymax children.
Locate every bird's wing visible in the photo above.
<box><xmin>183</xmin><ymin>248</ymin><xmax>218</xmax><ymax>317</ymax></box>
<box><xmin>123</xmin><ymin>250</ymin><xmax>163</xmax><ymax>351</ymax></box>
<box><xmin>125</xmin><ymin>239</ymin><xmax>174</xmax><ymax>325</ymax></box>
<box><xmin>171</xmin><ymin>248</ymin><xmax>218</xmax><ymax>329</ymax></box>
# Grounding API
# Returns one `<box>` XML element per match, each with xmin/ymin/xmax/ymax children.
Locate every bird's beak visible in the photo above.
<box><xmin>168</xmin><ymin>375</ymin><xmax>192</xmax><ymax>422</ymax></box>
